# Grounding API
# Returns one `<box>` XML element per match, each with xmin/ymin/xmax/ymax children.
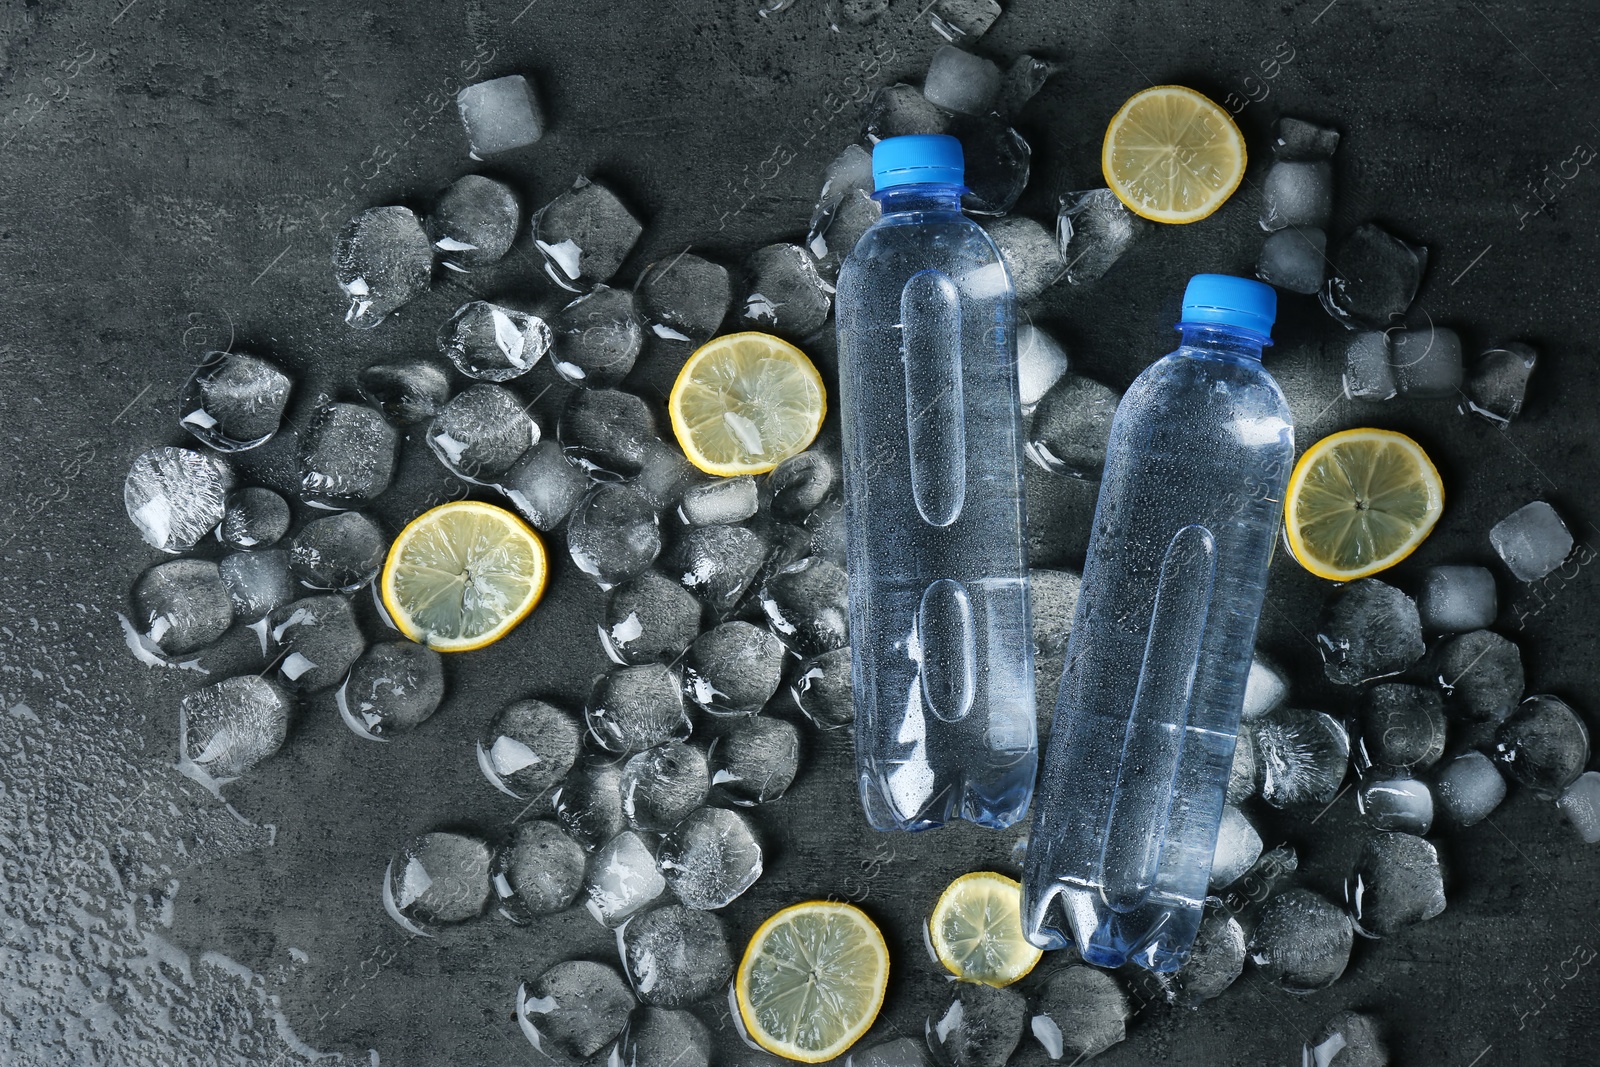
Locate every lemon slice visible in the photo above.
<box><xmin>379</xmin><ymin>501</ymin><xmax>548</xmax><ymax>652</ymax></box>
<box><xmin>1102</xmin><ymin>85</ymin><xmax>1246</xmax><ymax>224</ymax></box>
<box><xmin>669</xmin><ymin>331</ymin><xmax>827</xmax><ymax>476</ymax></box>
<box><xmin>735</xmin><ymin>900</ymin><xmax>889</xmax><ymax>1063</ymax></box>
<box><xmin>1284</xmin><ymin>428</ymin><xmax>1444</xmax><ymax>581</ymax></box>
<box><xmin>928</xmin><ymin>871</ymin><xmax>1042</xmax><ymax>987</ymax></box>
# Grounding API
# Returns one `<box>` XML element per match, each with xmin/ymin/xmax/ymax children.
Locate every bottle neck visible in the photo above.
<box><xmin>1175</xmin><ymin>322</ymin><xmax>1272</xmax><ymax>362</ymax></box>
<box><xmin>873</xmin><ymin>182</ymin><xmax>965</xmax><ymax>214</ymax></box>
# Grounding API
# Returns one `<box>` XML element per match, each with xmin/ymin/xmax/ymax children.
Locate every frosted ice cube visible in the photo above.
<box><xmin>550</xmin><ymin>285</ymin><xmax>642</xmax><ymax>386</ymax></box>
<box><xmin>337</xmin><ymin>640</ymin><xmax>444</xmax><ymax>739</ymax></box>
<box><xmin>1227</xmin><ymin>726</ymin><xmax>1258</xmax><ymax>803</ymax></box>
<box><xmin>583</xmin><ymin>831</ymin><xmax>666</xmax><ymax>927</ymax></box>
<box><xmin>1495</xmin><ymin>694</ymin><xmax>1590</xmax><ymax>797</ymax></box>
<box><xmin>999</xmin><ymin>54</ymin><xmax>1054</xmax><ymax>117</ymax></box>
<box><xmin>1355</xmin><ymin>775</ymin><xmax>1434</xmax><ymax>834</ymax></box>
<box><xmin>180</xmin><ymin>351</ymin><xmax>292</xmax><ymax>452</ymax></box>
<box><xmin>614</xmin><ymin>1008</ymin><xmax>710</xmax><ymax>1067</ymax></box>
<box><xmin>219</xmin><ymin>487</ymin><xmax>290</xmax><ymax>549</ymax></box>
<box><xmin>554</xmin><ymin>761</ymin><xmax>628</xmax><ymax>850</ymax></box>
<box><xmin>494</xmin><ymin>821</ymin><xmax>585</xmax><ymax>919</ymax></box>
<box><xmin>1016</xmin><ymin>324</ymin><xmax>1070</xmax><ymax>412</ymax></box>
<box><xmin>333</xmin><ymin>206</ymin><xmax>432</xmax><ymax>328</ymax></box>
<box><xmin>636</xmin><ymin>252</ymin><xmax>732</xmax><ymax>344</ymax></box>
<box><xmin>289</xmin><ymin>511</ymin><xmax>387</xmax><ymax>592</ymax></box>
<box><xmin>427</xmin><ymin>173</ymin><xmax>519</xmax><ymax>271</ymax></box>
<box><xmin>357</xmin><ymin>360</ymin><xmax>451</xmax><ymax>425</ymax></box>
<box><xmin>952</xmin><ymin>114</ymin><xmax>1031</xmax><ymax>216</ymax></box>
<box><xmin>132</xmin><ymin>559</ymin><xmax>233</xmax><ymax>655</ymax></box>
<box><xmin>635</xmin><ymin>440</ymin><xmax>704</xmax><ymax>511</ymax></box>
<box><xmin>1305</xmin><ymin>1011</ymin><xmax>1387</xmax><ymax>1067</ymax></box>
<box><xmin>267</xmin><ymin>594</ymin><xmax>366</xmax><ymax>692</ymax></box>
<box><xmin>585</xmin><ymin>664</ymin><xmax>689</xmax><ymax>754</ymax></box>
<box><xmin>766</xmin><ymin>451</ymin><xmax>838</xmax><ymax>523</ymax></box>
<box><xmin>384</xmin><ymin>831</ymin><xmax>492</xmax><ymax>928</ymax></box>
<box><xmin>927</xmin><ymin>980</ymin><xmax>1026</xmax><ymax>1067</ymax></box>
<box><xmin>297</xmin><ymin>402</ymin><xmax>398</xmax><ymax>508</ymax></box>
<box><xmin>496</xmin><ymin>440</ymin><xmax>588</xmax><ymax>532</ymax></box>
<box><xmin>179</xmin><ymin>675</ymin><xmax>293</xmax><ymax>780</ymax></box>
<box><xmin>559</xmin><ymin>387</ymin><xmax>658</xmax><ymax>478</ymax></box>
<box><xmin>532</xmin><ymin>176</ymin><xmax>643</xmax><ymax>291</ymax></box>
<box><xmin>1433</xmin><ymin>750</ymin><xmax>1505</xmax><ymax>826</ymax></box>
<box><xmin>568</xmin><ymin>483</ymin><xmax>662</xmax><ymax>589</ymax></box>
<box><xmin>1259</xmin><ymin>161</ymin><xmax>1333</xmax><ymax>231</ymax></box>
<box><xmin>685</xmin><ymin>621</ymin><xmax>785</xmax><ymax>715</ymax></box>
<box><xmin>1247</xmin><ymin>889</ymin><xmax>1353</xmax><ymax>992</ymax></box>
<box><xmin>848</xmin><ymin>1037</ymin><xmax>934</xmax><ymax>1067</ymax></box>
<box><xmin>1254</xmin><ymin>707</ymin><xmax>1350</xmax><ymax>808</ymax></box>
<box><xmin>1158</xmin><ymin>910</ymin><xmax>1245</xmax><ymax>1007</ymax></box>
<box><xmin>1208</xmin><ymin>805</ymin><xmax>1263</xmax><ymax>888</ymax></box>
<box><xmin>1463</xmin><ymin>341</ymin><xmax>1537</xmax><ymax>424</ymax></box>
<box><xmin>1030</xmin><ymin>964</ymin><xmax>1129</xmax><ymax>1061</ymax></box>
<box><xmin>860</xmin><ymin>83</ymin><xmax>951</xmax><ymax>143</ymax></box>
<box><xmin>922</xmin><ymin>45</ymin><xmax>1001</xmax><ymax>115</ymax></box>
<box><xmin>477</xmin><ymin>698</ymin><xmax>582</xmax><ymax>798</ymax></box>
<box><xmin>125</xmin><ymin>446</ymin><xmax>234</xmax><ymax>552</ymax></box>
<box><xmin>658</xmin><ymin>806</ymin><xmax>764</xmax><ymax>909</ymax></box>
<box><xmin>1321</xmin><ymin>223</ymin><xmax>1428</xmax><ymax>329</ymax></box>
<box><xmin>1316</xmin><ymin>578</ymin><xmax>1425</xmax><ymax>685</ymax></box>
<box><xmin>518</xmin><ymin>959</ymin><xmax>633</xmax><ymax>1056</ymax></box>
<box><xmin>428</xmin><ymin>383</ymin><xmax>540</xmax><ymax>482</ymax></box>
<box><xmin>1241</xmin><ymin>652</ymin><xmax>1290</xmax><ymax>720</ymax></box>
<box><xmin>1057</xmin><ymin>188</ymin><xmax>1149</xmax><ymax>285</ymax></box>
<box><xmin>1340</xmin><ymin>330</ymin><xmax>1397</xmax><ymax>401</ymax></box>
<box><xmin>621</xmin><ymin>741</ymin><xmax>710</xmax><ymax>832</ymax></box>
<box><xmin>791</xmin><ymin>646</ymin><xmax>854</xmax><ymax>729</ymax></box>
<box><xmin>1256</xmin><ymin>227</ymin><xmax>1327</xmax><ymax>295</ymax></box>
<box><xmin>620</xmin><ymin>903</ymin><xmax>733</xmax><ymax>1007</ymax></box>
<box><xmin>1345</xmin><ymin>831</ymin><xmax>1445</xmax><ymax>938</ymax></box>
<box><xmin>456</xmin><ymin>74</ymin><xmax>544</xmax><ymax>156</ymax></box>
<box><xmin>667</xmin><ymin>523</ymin><xmax>769</xmax><ymax>615</ymax></box>
<box><xmin>1558</xmin><ymin>771</ymin><xmax>1600</xmax><ymax>844</ymax></box>
<box><xmin>1272</xmin><ymin>117</ymin><xmax>1340</xmax><ymax>162</ymax></box>
<box><xmin>1357</xmin><ymin>683</ymin><xmax>1446</xmax><ymax>772</ymax></box>
<box><xmin>982</xmin><ymin>216</ymin><xmax>1062</xmax><ymax>305</ymax></box>
<box><xmin>708</xmin><ymin>717</ymin><xmax>800</xmax><ymax>805</ymax></box>
<box><xmin>1420</xmin><ymin>565</ymin><xmax>1500</xmax><ymax>635</ymax></box>
<box><xmin>925</xmin><ymin>0</ymin><xmax>1002</xmax><ymax>44</ymax></box>
<box><xmin>1025</xmin><ymin>370</ymin><xmax>1121</xmax><ymax>479</ymax></box>
<box><xmin>1489</xmin><ymin>500</ymin><xmax>1574</xmax><ymax>582</ymax></box>
<box><xmin>601</xmin><ymin>570</ymin><xmax>704</xmax><ymax>665</ymax></box>
<box><xmin>739</xmin><ymin>243</ymin><xmax>833</xmax><ymax>339</ymax></box>
<box><xmin>1434</xmin><ymin>629</ymin><xmax>1523</xmax><ymax>722</ymax></box>
<box><xmin>760</xmin><ymin>556</ymin><xmax>849</xmax><ymax>655</ymax></box>
<box><xmin>438</xmin><ymin>300</ymin><xmax>551</xmax><ymax>382</ymax></box>
<box><xmin>219</xmin><ymin>549</ymin><xmax>295</xmax><ymax>620</ymax></box>
<box><xmin>678</xmin><ymin>476</ymin><xmax>758</xmax><ymax>528</ymax></box>
<box><xmin>1390</xmin><ymin>324</ymin><xmax>1463</xmax><ymax>398</ymax></box>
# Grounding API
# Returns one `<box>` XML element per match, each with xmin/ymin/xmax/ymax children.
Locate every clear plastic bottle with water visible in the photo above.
<box><xmin>1022</xmin><ymin>275</ymin><xmax>1294</xmax><ymax>970</ymax></box>
<box><xmin>835</xmin><ymin>135</ymin><xmax>1037</xmax><ymax>831</ymax></box>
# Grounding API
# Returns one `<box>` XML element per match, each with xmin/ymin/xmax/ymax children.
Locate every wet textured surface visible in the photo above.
<box><xmin>3</xmin><ymin>1</ymin><xmax>1599</xmax><ymax>1065</ymax></box>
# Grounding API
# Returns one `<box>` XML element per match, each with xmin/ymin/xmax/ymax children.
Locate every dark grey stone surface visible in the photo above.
<box><xmin>1</xmin><ymin>0</ymin><xmax>1598</xmax><ymax>1064</ymax></box>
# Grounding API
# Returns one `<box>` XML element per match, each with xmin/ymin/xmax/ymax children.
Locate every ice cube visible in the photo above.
<box><xmin>1030</xmin><ymin>964</ymin><xmax>1129</xmax><ymax>1062</ymax></box>
<box><xmin>456</xmin><ymin>74</ymin><xmax>544</xmax><ymax>156</ymax></box>
<box><xmin>559</xmin><ymin>387</ymin><xmax>659</xmax><ymax>478</ymax></box>
<box><xmin>1345</xmin><ymin>831</ymin><xmax>1445</xmax><ymax>938</ymax></box>
<box><xmin>218</xmin><ymin>549</ymin><xmax>295</xmax><ymax>620</ymax></box>
<box><xmin>620</xmin><ymin>741</ymin><xmax>711</xmax><ymax>833</ymax></box>
<box><xmin>586</xmin><ymin>664</ymin><xmax>690</xmax><ymax>754</ymax></box>
<box><xmin>132</xmin><ymin>559</ymin><xmax>233</xmax><ymax>655</ymax></box>
<box><xmin>1227</xmin><ymin>726</ymin><xmax>1259</xmax><ymax>803</ymax></box>
<box><xmin>685</xmin><ymin>621</ymin><xmax>785</xmax><ymax>715</ymax></box>
<box><xmin>613</xmin><ymin>1008</ymin><xmax>710</xmax><ymax>1067</ymax></box>
<box><xmin>1305</xmin><ymin>1011</ymin><xmax>1388</xmax><ymax>1067</ymax></box>
<box><xmin>666</xmin><ymin>523</ymin><xmax>769</xmax><ymax>615</ymax></box>
<box><xmin>922</xmin><ymin>45</ymin><xmax>1001</xmax><ymax>115</ymax></box>
<box><xmin>848</xmin><ymin>1037</ymin><xmax>934</xmax><ymax>1067</ymax></box>
<box><xmin>739</xmin><ymin>243</ymin><xmax>833</xmax><ymax>339</ymax></box>
<box><xmin>982</xmin><ymin>216</ymin><xmax>1062</xmax><ymax>304</ymax></box>
<box><xmin>297</xmin><ymin>402</ymin><xmax>399</xmax><ymax>508</ymax></box>
<box><xmin>1256</xmin><ymin>227</ymin><xmax>1328</xmax><ymax>295</ymax></box>
<box><xmin>1016</xmin><ymin>325</ymin><xmax>1070</xmax><ymax>412</ymax></box>
<box><xmin>267</xmin><ymin>594</ymin><xmax>366</xmax><ymax>692</ymax></box>
<box><xmin>1317</xmin><ymin>578</ymin><xmax>1425</xmax><ymax>685</ymax></box>
<box><xmin>860</xmin><ymin>83</ymin><xmax>951</xmax><ymax>143</ymax></box>
<box><xmin>1390</xmin><ymin>324</ymin><xmax>1463</xmax><ymax>399</ymax></box>
<box><xmin>1057</xmin><ymin>188</ymin><xmax>1150</xmax><ymax>285</ymax></box>
<box><xmin>790</xmin><ymin>646</ymin><xmax>854</xmax><ymax>729</ymax></box>
<box><xmin>518</xmin><ymin>959</ymin><xmax>633</xmax><ymax>1056</ymax></box>
<box><xmin>438</xmin><ymin>300</ymin><xmax>552</xmax><ymax>382</ymax></box>
<box><xmin>357</xmin><ymin>360</ymin><xmax>451</xmax><ymax>425</ymax></box>
<box><xmin>1495</xmin><ymin>694</ymin><xmax>1590</xmax><ymax>797</ymax></box>
<box><xmin>288</xmin><ymin>511</ymin><xmax>387</xmax><ymax>591</ymax></box>
<box><xmin>806</xmin><ymin>145</ymin><xmax>878</xmax><ymax>275</ymax></box>
<box><xmin>620</xmin><ymin>903</ymin><xmax>734</xmax><ymax>1007</ymax></box>
<box><xmin>477</xmin><ymin>698</ymin><xmax>582</xmax><ymax>798</ymax></box>
<box><xmin>951</xmin><ymin>114</ymin><xmax>1031</xmax><ymax>217</ymax></box>
<box><xmin>496</xmin><ymin>440</ymin><xmax>589</xmax><ymax>532</ymax></box>
<box><xmin>180</xmin><ymin>351</ymin><xmax>292</xmax><ymax>452</ymax></box>
<box><xmin>584</xmin><ymin>831</ymin><xmax>667</xmax><ymax>926</ymax></box>
<box><xmin>1340</xmin><ymin>331</ymin><xmax>1397</xmax><ymax>401</ymax></box>
<box><xmin>1247</xmin><ymin>889</ymin><xmax>1354</xmax><ymax>992</ymax></box>
<box><xmin>927</xmin><ymin>981</ymin><xmax>1026</xmax><ymax>1067</ymax></box>
<box><xmin>1356</xmin><ymin>775</ymin><xmax>1434</xmax><ymax>834</ymax></box>
<box><xmin>1433</xmin><ymin>750</ymin><xmax>1506</xmax><ymax>826</ymax></box>
<box><xmin>1215</xmin><ymin>844</ymin><xmax>1300</xmax><ymax>921</ymax></box>
<box><xmin>384</xmin><ymin>831</ymin><xmax>492</xmax><ymax>928</ymax></box>
<box><xmin>1418</xmin><ymin>564</ymin><xmax>1497</xmax><ymax>632</ymax></box>
<box><xmin>1434</xmin><ymin>629</ymin><xmax>1523</xmax><ymax>722</ymax></box>
<box><xmin>1489</xmin><ymin>500</ymin><xmax>1574</xmax><ymax>582</ymax></box>
<box><xmin>1241</xmin><ymin>652</ymin><xmax>1290</xmax><ymax>720</ymax></box>
<box><xmin>337</xmin><ymin>640</ymin><xmax>445</xmax><ymax>739</ymax></box>
<box><xmin>1029</xmin><ymin>567</ymin><xmax>1081</xmax><ymax>657</ymax></box>
<box><xmin>427</xmin><ymin>174</ymin><xmax>519</xmax><ymax>271</ymax></box>
<box><xmin>760</xmin><ymin>556</ymin><xmax>849</xmax><ymax>655</ymax></box>
<box><xmin>1272</xmin><ymin>117</ymin><xmax>1340</xmax><ymax>162</ymax></box>
<box><xmin>658</xmin><ymin>806</ymin><xmax>764</xmax><ymax>909</ymax></box>
<box><xmin>636</xmin><ymin>252</ymin><xmax>732</xmax><ymax>345</ymax></box>
<box><xmin>806</xmin><ymin>495</ymin><xmax>848</xmax><ymax>564</ymax></box>
<box><xmin>532</xmin><ymin>176</ymin><xmax>643</xmax><ymax>291</ymax></box>
<box><xmin>1158</xmin><ymin>910</ymin><xmax>1245</xmax><ymax>1007</ymax></box>
<box><xmin>1208</xmin><ymin>804</ymin><xmax>1263</xmax><ymax>889</ymax></box>
<box><xmin>1025</xmin><ymin>370</ymin><xmax>1121</xmax><ymax>479</ymax></box>
<box><xmin>1321</xmin><ymin>223</ymin><xmax>1428</xmax><ymax>329</ymax></box>
<box><xmin>428</xmin><ymin>383</ymin><xmax>540</xmax><ymax>483</ymax></box>
<box><xmin>600</xmin><ymin>571</ymin><xmax>704</xmax><ymax>666</ymax></box>
<box><xmin>1260</xmin><ymin>161</ymin><xmax>1333</xmax><ymax>231</ymax></box>
<box><xmin>1255</xmin><ymin>707</ymin><xmax>1351</xmax><ymax>808</ymax></box>
<box><xmin>925</xmin><ymin>0</ymin><xmax>1002</xmax><ymax>44</ymax></box>
<box><xmin>219</xmin><ymin>487</ymin><xmax>291</xmax><ymax>549</ymax></box>
<box><xmin>494</xmin><ymin>821</ymin><xmax>585</xmax><ymax>920</ymax></box>
<box><xmin>999</xmin><ymin>54</ymin><xmax>1054</xmax><ymax>117</ymax></box>
<box><xmin>636</xmin><ymin>440</ymin><xmax>705</xmax><ymax>511</ymax></box>
<box><xmin>1558</xmin><ymin>771</ymin><xmax>1600</xmax><ymax>844</ymax></box>
<box><xmin>333</xmin><ymin>206</ymin><xmax>432</xmax><ymax>328</ymax></box>
<box><xmin>1358</xmin><ymin>683</ymin><xmax>1447</xmax><ymax>772</ymax></box>
<box><xmin>678</xmin><ymin>476</ymin><xmax>758</xmax><ymax>528</ymax></box>
<box><xmin>568</xmin><ymin>483</ymin><xmax>663</xmax><ymax>589</ymax></box>
<box><xmin>550</xmin><ymin>286</ymin><xmax>643</xmax><ymax>386</ymax></box>
<box><xmin>125</xmin><ymin>446</ymin><xmax>235</xmax><ymax>552</ymax></box>
<box><xmin>178</xmin><ymin>675</ymin><xmax>293</xmax><ymax>779</ymax></box>
<box><xmin>764</xmin><ymin>454</ymin><xmax>837</xmax><ymax>526</ymax></box>
<box><xmin>555</xmin><ymin>761</ymin><xmax>628</xmax><ymax>851</ymax></box>
<box><xmin>1463</xmin><ymin>341</ymin><xmax>1537</xmax><ymax>425</ymax></box>
<box><xmin>708</xmin><ymin>717</ymin><xmax>800</xmax><ymax>805</ymax></box>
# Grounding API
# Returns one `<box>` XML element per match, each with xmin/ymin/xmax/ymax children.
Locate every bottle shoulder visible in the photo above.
<box><xmin>1123</xmin><ymin>348</ymin><xmax>1295</xmax><ymax>439</ymax></box>
<box><xmin>838</xmin><ymin>214</ymin><xmax>1005</xmax><ymax>302</ymax></box>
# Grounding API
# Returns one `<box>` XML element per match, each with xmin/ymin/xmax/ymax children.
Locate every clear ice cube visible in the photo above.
<box><xmin>1272</xmin><ymin>117</ymin><xmax>1340</xmax><ymax>162</ymax></box>
<box><xmin>1227</xmin><ymin>726</ymin><xmax>1259</xmax><ymax>803</ymax></box>
<box><xmin>1057</xmin><ymin>188</ymin><xmax>1149</xmax><ymax>285</ymax></box>
<box><xmin>456</xmin><ymin>75</ymin><xmax>544</xmax><ymax>156</ymax></box>
<box><xmin>620</xmin><ymin>741</ymin><xmax>710</xmax><ymax>833</ymax></box>
<box><xmin>218</xmin><ymin>549</ymin><xmax>295</xmax><ymax>620</ymax></box>
<box><xmin>760</xmin><ymin>556</ymin><xmax>849</xmax><ymax>655</ymax></box>
<box><xmin>1241</xmin><ymin>651</ymin><xmax>1290</xmax><ymax>720</ymax></box>
<box><xmin>1029</xmin><ymin>964</ymin><xmax>1129</xmax><ymax>1062</ymax></box>
<box><xmin>1489</xmin><ymin>500</ymin><xmax>1573</xmax><ymax>582</ymax></box>
<box><xmin>708</xmin><ymin>717</ymin><xmax>800</xmax><ymax>805</ymax></box>
<box><xmin>427</xmin><ymin>173</ymin><xmax>519</xmax><ymax>271</ymax></box>
<box><xmin>180</xmin><ymin>351</ymin><xmax>292</xmax><ymax>452</ymax></box>
<box><xmin>219</xmin><ymin>486</ymin><xmax>290</xmax><ymax>549</ymax></box>
<box><xmin>739</xmin><ymin>243</ymin><xmax>834</xmax><ymax>339</ymax></box>
<box><xmin>636</xmin><ymin>252</ymin><xmax>732</xmax><ymax>344</ymax></box>
<box><xmin>132</xmin><ymin>559</ymin><xmax>233</xmax><ymax>655</ymax></box>
<box><xmin>1340</xmin><ymin>330</ymin><xmax>1397</xmax><ymax>401</ymax></box>
<box><xmin>1259</xmin><ymin>161</ymin><xmax>1333</xmax><ymax>232</ymax></box>
<box><xmin>620</xmin><ymin>903</ymin><xmax>733</xmax><ymax>1007</ymax></box>
<box><xmin>790</xmin><ymin>646</ymin><xmax>854</xmax><ymax>729</ymax></box>
<box><xmin>384</xmin><ymin>831</ymin><xmax>492</xmax><ymax>928</ymax></box>
<box><xmin>1256</xmin><ymin>227</ymin><xmax>1327</xmax><ymax>295</ymax></box>
<box><xmin>267</xmin><ymin>594</ymin><xmax>366</xmax><ymax>692</ymax></box>
<box><xmin>357</xmin><ymin>360</ymin><xmax>451</xmax><ymax>425</ymax></box>
<box><xmin>533</xmin><ymin>176</ymin><xmax>643</xmax><ymax>291</ymax></box>
<box><xmin>583</xmin><ymin>830</ymin><xmax>666</xmax><ymax>927</ymax></box>
<box><xmin>1016</xmin><ymin>324</ymin><xmax>1070</xmax><ymax>412</ymax></box>
<box><xmin>518</xmin><ymin>959</ymin><xmax>633</xmax><ymax>1057</ymax></box>
<box><xmin>635</xmin><ymin>440</ymin><xmax>704</xmax><ymax>511</ymax></box>
<box><xmin>1495</xmin><ymin>694</ymin><xmax>1591</xmax><ymax>797</ymax></box>
<box><xmin>428</xmin><ymin>383</ymin><xmax>540</xmax><ymax>483</ymax></box>
<box><xmin>1418</xmin><ymin>563</ymin><xmax>1497</xmax><ymax>633</ymax></box>
<box><xmin>477</xmin><ymin>698</ymin><xmax>582</xmax><ymax>798</ymax></box>
<box><xmin>585</xmin><ymin>664</ymin><xmax>690</xmax><ymax>754</ymax></box>
<box><xmin>568</xmin><ymin>483</ymin><xmax>662</xmax><ymax>589</ymax></box>
<box><xmin>551</xmin><ymin>285</ymin><xmax>643</xmax><ymax>386</ymax></box>
<box><xmin>925</xmin><ymin>0</ymin><xmax>1002</xmax><ymax>44</ymax></box>
<box><xmin>496</xmin><ymin>440</ymin><xmax>589</xmax><ymax>532</ymax></box>
<box><xmin>658</xmin><ymin>806</ymin><xmax>764</xmax><ymax>909</ymax></box>
<box><xmin>297</xmin><ymin>402</ymin><xmax>399</xmax><ymax>508</ymax></box>
<box><xmin>1355</xmin><ymin>775</ymin><xmax>1434</xmax><ymax>834</ymax></box>
<box><xmin>982</xmin><ymin>216</ymin><xmax>1062</xmax><ymax>305</ymax></box>
<box><xmin>1463</xmin><ymin>341</ymin><xmax>1537</xmax><ymax>425</ymax></box>
<box><xmin>1254</xmin><ymin>707</ymin><xmax>1351</xmax><ymax>808</ymax></box>
<box><xmin>333</xmin><ymin>206</ymin><xmax>432</xmax><ymax>328</ymax></box>
<box><xmin>600</xmin><ymin>570</ymin><xmax>704</xmax><ymax>665</ymax></box>
<box><xmin>766</xmin><ymin>451</ymin><xmax>838</xmax><ymax>523</ymax></box>
<box><xmin>927</xmin><ymin>980</ymin><xmax>1026</xmax><ymax>1067</ymax></box>
<box><xmin>807</xmin><ymin>145</ymin><xmax>875</xmax><ymax>264</ymax></box>
<box><xmin>494</xmin><ymin>821</ymin><xmax>585</xmax><ymax>920</ymax></box>
<box><xmin>860</xmin><ymin>83</ymin><xmax>951</xmax><ymax>143</ymax></box>
<box><xmin>1316</xmin><ymin>577</ymin><xmax>1425</xmax><ymax>685</ymax></box>
<box><xmin>1025</xmin><ymin>370</ymin><xmax>1121</xmax><ymax>479</ymax></box>
<box><xmin>125</xmin><ymin>446</ymin><xmax>234</xmax><ymax>552</ymax></box>
<box><xmin>179</xmin><ymin>675</ymin><xmax>293</xmax><ymax>780</ymax></box>
<box><xmin>1305</xmin><ymin>1010</ymin><xmax>1388</xmax><ymax>1067</ymax></box>
<box><xmin>1432</xmin><ymin>750</ymin><xmax>1506</xmax><ymax>826</ymax></box>
<box><xmin>1357</xmin><ymin>683</ymin><xmax>1446</xmax><ymax>771</ymax></box>
<box><xmin>1390</xmin><ymin>324</ymin><xmax>1463</xmax><ymax>399</ymax></box>
<box><xmin>922</xmin><ymin>45</ymin><xmax>1001</xmax><ymax>115</ymax></box>
<box><xmin>1434</xmin><ymin>629</ymin><xmax>1523</xmax><ymax>722</ymax></box>
<box><xmin>337</xmin><ymin>640</ymin><xmax>445</xmax><ymax>739</ymax></box>
<box><xmin>999</xmin><ymin>54</ymin><xmax>1054</xmax><ymax>117</ymax></box>
<box><xmin>810</xmin><ymin>187</ymin><xmax>880</xmax><ymax>280</ymax></box>
<box><xmin>1246</xmin><ymin>889</ymin><xmax>1353</xmax><ymax>992</ymax></box>
<box><xmin>951</xmin><ymin>114</ymin><xmax>1031</xmax><ymax>217</ymax></box>
<box><xmin>1158</xmin><ymin>910</ymin><xmax>1245</xmax><ymax>1007</ymax></box>
<box><xmin>554</xmin><ymin>761</ymin><xmax>628</xmax><ymax>851</ymax></box>
<box><xmin>685</xmin><ymin>621</ymin><xmax>785</xmax><ymax>715</ymax></box>
<box><xmin>1209</xmin><ymin>804</ymin><xmax>1263</xmax><ymax>889</ymax></box>
<box><xmin>559</xmin><ymin>387</ymin><xmax>659</xmax><ymax>478</ymax></box>
<box><xmin>678</xmin><ymin>476</ymin><xmax>758</xmax><ymax>528</ymax></box>
<box><xmin>667</xmin><ymin>523</ymin><xmax>769</xmax><ymax>615</ymax></box>
<box><xmin>288</xmin><ymin>511</ymin><xmax>387</xmax><ymax>592</ymax></box>
<box><xmin>1321</xmin><ymin>223</ymin><xmax>1428</xmax><ymax>329</ymax></box>
<box><xmin>1558</xmin><ymin>771</ymin><xmax>1600</xmax><ymax>844</ymax></box>
<box><xmin>438</xmin><ymin>300</ymin><xmax>552</xmax><ymax>382</ymax></box>
<box><xmin>1345</xmin><ymin>831</ymin><xmax>1445</xmax><ymax>938</ymax></box>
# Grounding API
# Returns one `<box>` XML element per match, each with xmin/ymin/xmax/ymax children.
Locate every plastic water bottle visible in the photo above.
<box><xmin>1021</xmin><ymin>275</ymin><xmax>1294</xmax><ymax>971</ymax></box>
<box><xmin>835</xmin><ymin>134</ymin><xmax>1037</xmax><ymax>832</ymax></box>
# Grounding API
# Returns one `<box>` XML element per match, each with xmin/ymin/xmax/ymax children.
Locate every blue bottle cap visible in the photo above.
<box><xmin>872</xmin><ymin>134</ymin><xmax>965</xmax><ymax>191</ymax></box>
<box><xmin>1180</xmin><ymin>274</ymin><xmax>1277</xmax><ymax>338</ymax></box>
